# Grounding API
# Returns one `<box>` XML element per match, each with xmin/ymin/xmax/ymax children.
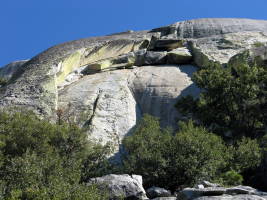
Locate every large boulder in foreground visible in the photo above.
<box><xmin>87</xmin><ymin>174</ymin><xmax>147</xmax><ymax>200</ymax></box>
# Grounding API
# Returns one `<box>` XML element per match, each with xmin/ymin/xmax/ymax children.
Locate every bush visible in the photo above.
<box><xmin>221</xmin><ymin>170</ymin><xmax>243</xmax><ymax>186</ymax></box>
<box><xmin>122</xmin><ymin>114</ymin><xmax>170</xmax><ymax>188</ymax></box>
<box><xmin>230</xmin><ymin>137</ymin><xmax>262</xmax><ymax>173</ymax></box>
<box><xmin>122</xmin><ymin>115</ymin><xmax>226</xmax><ymax>190</ymax></box>
<box><xmin>166</xmin><ymin>120</ymin><xmax>229</xmax><ymax>189</ymax></box>
<box><xmin>0</xmin><ymin>110</ymin><xmax>110</xmax><ymax>199</ymax></box>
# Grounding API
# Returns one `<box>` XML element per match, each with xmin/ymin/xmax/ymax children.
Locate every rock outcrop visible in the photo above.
<box><xmin>177</xmin><ymin>184</ymin><xmax>267</xmax><ymax>200</ymax></box>
<box><xmin>146</xmin><ymin>186</ymin><xmax>172</xmax><ymax>199</ymax></box>
<box><xmin>1</xmin><ymin>18</ymin><xmax>267</xmax><ymax>158</ymax></box>
<box><xmin>86</xmin><ymin>175</ymin><xmax>267</xmax><ymax>200</ymax></box>
<box><xmin>87</xmin><ymin>174</ymin><xmax>148</xmax><ymax>199</ymax></box>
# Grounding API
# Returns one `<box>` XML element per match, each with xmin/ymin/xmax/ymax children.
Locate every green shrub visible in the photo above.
<box><xmin>165</xmin><ymin>120</ymin><xmax>229</xmax><ymax>189</ymax></box>
<box><xmin>122</xmin><ymin>114</ymin><xmax>170</xmax><ymax>188</ymax></box>
<box><xmin>0</xmin><ymin>110</ymin><xmax>110</xmax><ymax>199</ymax></box>
<box><xmin>221</xmin><ymin>170</ymin><xmax>243</xmax><ymax>186</ymax></box>
<box><xmin>230</xmin><ymin>137</ymin><xmax>262</xmax><ymax>172</ymax></box>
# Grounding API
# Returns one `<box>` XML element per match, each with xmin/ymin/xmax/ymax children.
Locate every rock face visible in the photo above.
<box><xmin>151</xmin><ymin>18</ymin><xmax>267</xmax><ymax>39</ymax></box>
<box><xmin>190</xmin><ymin>31</ymin><xmax>267</xmax><ymax>67</ymax></box>
<box><xmin>0</xmin><ymin>31</ymin><xmax>154</xmax><ymax>117</ymax></box>
<box><xmin>58</xmin><ymin>65</ymin><xmax>199</xmax><ymax>155</ymax></box>
<box><xmin>0</xmin><ymin>60</ymin><xmax>28</xmax><ymax>81</ymax></box>
<box><xmin>1</xmin><ymin>18</ymin><xmax>267</xmax><ymax>158</ymax></box>
<box><xmin>87</xmin><ymin>174</ymin><xmax>148</xmax><ymax>199</ymax></box>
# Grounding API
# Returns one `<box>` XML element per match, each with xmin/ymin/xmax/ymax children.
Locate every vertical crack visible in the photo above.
<box><xmin>85</xmin><ymin>92</ymin><xmax>100</xmax><ymax>126</ymax></box>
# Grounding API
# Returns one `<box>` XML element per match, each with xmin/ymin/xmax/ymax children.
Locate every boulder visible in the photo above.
<box><xmin>178</xmin><ymin>188</ymin><xmax>227</xmax><ymax>200</ymax></box>
<box><xmin>87</xmin><ymin>174</ymin><xmax>147</xmax><ymax>200</ymax></box>
<box><xmin>146</xmin><ymin>186</ymin><xmax>172</xmax><ymax>199</ymax></box>
<box><xmin>167</xmin><ymin>47</ymin><xmax>192</xmax><ymax>64</ymax></box>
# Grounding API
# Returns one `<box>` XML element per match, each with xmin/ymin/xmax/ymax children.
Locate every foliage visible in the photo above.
<box><xmin>176</xmin><ymin>63</ymin><xmax>267</xmax><ymax>138</ymax></box>
<box><xmin>0</xmin><ymin>110</ymin><xmax>111</xmax><ymax>200</ymax></box>
<box><xmin>220</xmin><ymin>170</ymin><xmax>243</xmax><ymax>186</ymax></box>
<box><xmin>122</xmin><ymin>115</ymin><xmax>261</xmax><ymax>190</ymax></box>
<box><xmin>121</xmin><ymin>114</ymin><xmax>169</xmax><ymax>188</ymax></box>
<box><xmin>165</xmin><ymin>120</ymin><xmax>228</xmax><ymax>188</ymax></box>
<box><xmin>229</xmin><ymin>137</ymin><xmax>262</xmax><ymax>173</ymax></box>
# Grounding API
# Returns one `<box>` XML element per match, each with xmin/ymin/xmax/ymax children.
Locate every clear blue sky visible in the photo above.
<box><xmin>1</xmin><ymin>0</ymin><xmax>267</xmax><ymax>67</ymax></box>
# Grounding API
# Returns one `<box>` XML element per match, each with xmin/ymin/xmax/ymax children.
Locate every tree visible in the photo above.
<box><xmin>122</xmin><ymin>115</ymin><xmax>262</xmax><ymax>190</ymax></box>
<box><xmin>0</xmin><ymin>110</ymin><xmax>110</xmax><ymax>199</ymax></box>
<box><xmin>176</xmin><ymin>63</ymin><xmax>267</xmax><ymax>138</ymax></box>
<box><xmin>122</xmin><ymin>115</ymin><xmax>222</xmax><ymax>190</ymax></box>
<box><xmin>122</xmin><ymin>114</ymin><xmax>170</xmax><ymax>188</ymax></box>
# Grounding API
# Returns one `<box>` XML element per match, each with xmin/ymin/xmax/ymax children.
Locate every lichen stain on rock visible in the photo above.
<box><xmin>80</xmin><ymin>42</ymin><xmax>135</xmax><ymax>66</ymax></box>
<box><xmin>57</xmin><ymin>51</ymin><xmax>83</xmax><ymax>84</ymax></box>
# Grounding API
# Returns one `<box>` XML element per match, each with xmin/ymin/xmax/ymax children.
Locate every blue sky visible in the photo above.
<box><xmin>1</xmin><ymin>0</ymin><xmax>267</xmax><ymax>66</ymax></box>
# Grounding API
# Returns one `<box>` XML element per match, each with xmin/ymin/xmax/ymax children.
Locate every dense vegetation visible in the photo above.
<box><xmin>0</xmin><ymin>110</ymin><xmax>111</xmax><ymax>200</ymax></box>
<box><xmin>121</xmin><ymin>115</ymin><xmax>261</xmax><ymax>190</ymax></box>
<box><xmin>176</xmin><ymin>63</ymin><xmax>267</xmax><ymax>138</ymax></box>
